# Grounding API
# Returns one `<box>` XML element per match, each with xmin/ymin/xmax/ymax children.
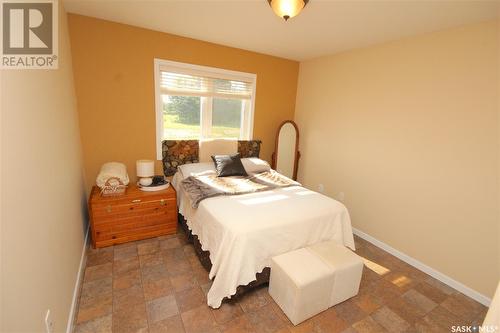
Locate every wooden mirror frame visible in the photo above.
<box><xmin>271</xmin><ymin>120</ymin><xmax>301</xmax><ymax>180</ymax></box>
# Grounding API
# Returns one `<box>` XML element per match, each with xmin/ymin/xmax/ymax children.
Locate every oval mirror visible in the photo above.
<box><xmin>272</xmin><ymin>120</ymin><xmax>300</xmax><ymax>180</ymax></box>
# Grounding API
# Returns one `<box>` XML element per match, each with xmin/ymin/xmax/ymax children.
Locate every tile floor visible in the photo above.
<box><xmin>74</xmin><ymin>229</ymin><xmax>488</xmax><ymax>333</ymax></box>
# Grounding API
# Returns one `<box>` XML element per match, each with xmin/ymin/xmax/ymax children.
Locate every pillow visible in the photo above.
<box><xmin>241</xmin><ymin>158</ymin><xmax>271</xmax><ymax>174</ymax></box>
<box><xmin>211</xmin><ymin>153</ymin><xmax>248</xmax><ymax>177</ymax></box>
<box><xmin>199</xmin><ymin>139</ymin><xmax>238</xmax><ymax>163</ymax></box>
<box><xmin>177</xmin><ymin>162</ymin><xmax>216</xmax><ymax>179</ymax></box>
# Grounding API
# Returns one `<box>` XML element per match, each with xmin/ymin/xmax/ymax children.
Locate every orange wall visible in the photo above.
<box><xmin>67</xmin><ymin>14</ymin><xmax>299</xmax><ymax>190</ymax></box>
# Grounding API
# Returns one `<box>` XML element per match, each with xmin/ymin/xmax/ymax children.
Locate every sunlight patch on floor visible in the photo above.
<box><xmin>361</xmin><ymin>257</ymin><xmax>391</xmax><ymax>275</ymax></box>
<box><xmin>389</xmin><ymin>274</ymin><xmax>413</xmax><ymax>288</ymax></box>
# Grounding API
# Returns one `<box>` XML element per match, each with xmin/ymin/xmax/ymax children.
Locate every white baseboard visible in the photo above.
<box><xmin>352</xmin><ymin>227</ymin><xmax>491</xmax><ymax>307</ymax></box>
<box><xmin>66</xmin><ymin>227</ymin><xmax>89</xmax><ymax>333</ymax></box>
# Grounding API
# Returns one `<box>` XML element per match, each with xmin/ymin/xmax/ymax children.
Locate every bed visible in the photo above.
<box><xmin>163</xmin><ymin>139</ymin><xmax>355</xmax><ymax>308</ymax></box>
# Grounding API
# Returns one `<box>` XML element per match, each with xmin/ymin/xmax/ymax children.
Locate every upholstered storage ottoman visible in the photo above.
<box><xmin>269</xmin><ymin>242</ymin><xmax>364</xmax><ymax>325</ymax></box>
<box><xmin>308</xmin><ymin>240</ymin><xmax>364</xmax><ymax>306</ymax></box>
<box><xmin>269</xmin><ymin>248</ymin><xmax>335</xmax><ymax>325</ymax></box>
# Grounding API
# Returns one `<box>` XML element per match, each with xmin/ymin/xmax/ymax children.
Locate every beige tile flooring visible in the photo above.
<box><xmin>74</xmin><ymin>229</ymin><xmax>488</xmax><ymax>333</ymax></box>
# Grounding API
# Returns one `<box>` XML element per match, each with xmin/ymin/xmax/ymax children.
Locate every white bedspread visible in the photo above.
<box><xmin>172</xmin><ymin>172</ymin><xmax>355</xmax><ymax>308</ymax></box>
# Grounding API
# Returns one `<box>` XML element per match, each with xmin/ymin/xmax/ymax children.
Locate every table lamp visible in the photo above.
<box><xmin>136</xmin><ymin>160</ymin><xmax>154</xmax><ymax>186</ymax></box>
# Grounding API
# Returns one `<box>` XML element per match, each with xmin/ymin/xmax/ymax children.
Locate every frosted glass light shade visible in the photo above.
<box><xmin>136</xmin><ymin>160</ymin><xmax>154</xmax><ymax>177</ymax></box>
<box><xmin>269</xmin><ymin>0</ymin><xmax>308</xmax><ymax>21</ymax></box>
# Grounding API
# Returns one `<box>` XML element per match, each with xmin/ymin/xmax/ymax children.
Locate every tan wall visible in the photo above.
<box><xmin>67</xmin><ymin>14</ymin><xmax>299</xmax><ymax>191</ymax></box>
<box><xmin>295</xmin><ymin>20</ymin><xmax>499</xmax><ymax>298</ymax></box>
<box><xmin>1</xmin><ymin>6</ymin><xmax>87</xmax><ymax>333</ymax></box>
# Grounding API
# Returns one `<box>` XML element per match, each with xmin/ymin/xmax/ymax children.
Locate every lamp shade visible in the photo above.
<box><xmin>269</xmin><ymin>0</ymin><xmax>308</xmax><ymax>21</ymax></box>
<box><xmin>136</xmin><ymin>160</ymin><xmax>154</xmax><ymax>177</ymax></box>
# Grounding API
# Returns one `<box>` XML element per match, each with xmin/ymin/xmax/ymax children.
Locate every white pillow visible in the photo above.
<box><xmin>199</xmin><ymin>139</ymin><xmax>237</xmax><ymax>163</ymax></box>
<box><xmin>177</xmin><ymin>162</ymin><xmax>215</xmax><ymax>178</ymax></box>
<box><xmin>241</xmin><ymin>158</ymin><xmax>271</xmax><ymax>174</ymax></box>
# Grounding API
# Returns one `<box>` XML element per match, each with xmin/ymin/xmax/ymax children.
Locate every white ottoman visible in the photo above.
<box><xmin>308</xmin><ymin>240</ymin><xmax>364</xmax><ymax>306</ymax></box>
<box><xmin>269</xmin><ymin>248</ymin><xmax>334</xmax><ymax>325</ymax></box>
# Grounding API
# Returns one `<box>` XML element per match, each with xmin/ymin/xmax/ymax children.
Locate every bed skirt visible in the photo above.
<box><xmin>177</xmin><ymin>213</ymin><xmax>270</xmax><ymax>299</ymax></box>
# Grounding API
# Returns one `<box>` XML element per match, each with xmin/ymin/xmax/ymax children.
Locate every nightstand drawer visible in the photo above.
<box><xmin>93</xmin><ymin>198</ymin><xmax>175</xmax><ymax>217</ymax></box>
<box><xmin>94</xmin><ymin>208</ymin><xmax>175</xmax><ymax>229</ymax></box>
<box><xmin>95</xmin><ymin>225</ymin><xmax>177</xmax><ymax>247</ymax></box>
<box><xmin>93</xmin><ymin>202</ymin><xmax>176</xmax><ymax>225</ymax></box>
<box><xmin>95</xmin><ymin>224</ymin><xmax>177</xmax><ymax>247</ymax></box>
<box><xmin>95</xmin><ymin>218</ymin><xmax>176</xmax><ymax>242</ymax></box>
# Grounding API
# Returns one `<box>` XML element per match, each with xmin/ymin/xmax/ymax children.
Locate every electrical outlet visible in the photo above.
<box><xmin>318</xmin><ymin>184</ymin><xmax>324</xmax><ymax>193</ymax></box>
<box><xmin>45</xmin><ymin>310</ymin><xmax>54</xmax><ymax>333</ymax></box>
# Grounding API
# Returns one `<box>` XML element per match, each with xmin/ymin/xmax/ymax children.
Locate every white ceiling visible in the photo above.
<box><xmin>63</xmin><ymin>0</ymin><xmax>499</xmax><ymax>61</ymax></box>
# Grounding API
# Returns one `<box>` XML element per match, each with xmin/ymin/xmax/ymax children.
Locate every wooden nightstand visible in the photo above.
<box><xmin>89</xmin><ymin>184</ymin><xmax>177</xmax><ymax>248</ymax></box>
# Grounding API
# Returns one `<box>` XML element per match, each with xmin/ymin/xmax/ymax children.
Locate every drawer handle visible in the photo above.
<box><xmin>132</xmin><ymin>199</ymin><xmax>142</xmax><ymax>203</ymax></box>
<box><xmin>160</xmin><ymin>199</ymin><xmax>166</xmax><ymax>206</ymax></box>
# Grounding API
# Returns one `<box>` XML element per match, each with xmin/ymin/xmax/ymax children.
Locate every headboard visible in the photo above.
<box><xmin>162</xmin><ymin>140</ymin><xmax>262</xmax><ymax>176</ymax></box>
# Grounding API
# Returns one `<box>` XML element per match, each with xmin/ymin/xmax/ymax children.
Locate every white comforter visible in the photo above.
<box><xmin>172</xmin><ymin>172</ymin><xmax>355</xmax><ymax>308</ymax></box>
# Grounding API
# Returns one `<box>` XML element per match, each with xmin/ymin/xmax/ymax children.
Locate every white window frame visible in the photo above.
<box><xmin>154</xmin><ymin>58</ymin><xmax>257</xmax><ymax>160</ymax></box>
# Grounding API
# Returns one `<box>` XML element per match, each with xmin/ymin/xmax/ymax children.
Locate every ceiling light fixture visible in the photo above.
<box><xmin>268</xmin><ymin>0</ymin><xmax>309</xmax><ymax>21</ymax></box>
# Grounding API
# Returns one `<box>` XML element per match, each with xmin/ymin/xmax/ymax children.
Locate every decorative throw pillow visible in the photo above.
<box><xmin>211</xmin><ymin>153</ymin><xmax>248</xmax><ymax>177</ymax></box>
<box><xmin>241</xmin><ymin>158</ymin><xmax>271</xmax><ymax>174</ymax></box>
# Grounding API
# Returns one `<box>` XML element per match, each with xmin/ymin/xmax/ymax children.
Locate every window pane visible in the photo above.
<box><xmin>210</xmin><ymin>98</ymin><xmax>242</xmax><ymax>139</ymax></box>
<box><xmin>163</xmin><ymin>95</ymin><xmax>201</xmax><ymax>139</ymax></box>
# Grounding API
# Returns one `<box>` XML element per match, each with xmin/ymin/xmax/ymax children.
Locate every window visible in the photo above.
<box><xmin>154</xmin><ymin>59</ymin><xmax>257</xmax><ymax>159</ymax></box>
